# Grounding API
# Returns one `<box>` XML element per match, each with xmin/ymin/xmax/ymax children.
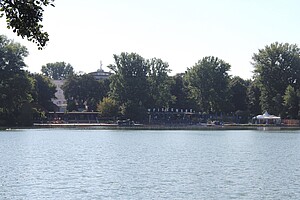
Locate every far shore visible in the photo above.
<box><xmin>26</xmin><ymin>123</ymin><xmax>300</xmax><ymax>131</ymax></box>
<box><xmin>2</xmin><ymin>123</ymin><xmax>300</xmax><ymax>131</ymax></box>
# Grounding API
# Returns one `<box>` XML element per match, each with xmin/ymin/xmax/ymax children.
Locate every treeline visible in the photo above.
<box><xmin>1</xmin><ymin>34</ymin><xmax>300</xmax><ymax>126</ymax></box>
<box><xmin>0</xmin><ymin>35</ymin><xmax>56</xmax><ymax>126</ymax></box>
<box><xmin>63</xmin><ymin>43</ymin><xmax>300</xmax><ymax>123</ymax></box>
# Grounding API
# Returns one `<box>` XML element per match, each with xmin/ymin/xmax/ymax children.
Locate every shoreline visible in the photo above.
<box><xmin>28</xmin><ymin>123</ymin><xmax>300</xmax><ymax>131</ymax></box>
<box><xmin>2</xmin><ymin>123</ymin><xmax>300</xmax><ymax>131</ymax></box>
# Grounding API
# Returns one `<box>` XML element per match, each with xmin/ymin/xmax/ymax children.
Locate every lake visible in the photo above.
<box><xmin>1</xmin><ymin>128</ymin><xmax>300</xmax><ymax>199</ymax></box>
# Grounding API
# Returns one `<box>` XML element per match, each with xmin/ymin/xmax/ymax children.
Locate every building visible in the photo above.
<box><xmin>252</xmin><ymin>111</ymin><xmax>281</xmax><ymax>125</ymax></box>
<box><xmin>50</xmin><ymin>62</ymin><xmax>112</xmax><ymax>112</ymax></box>
<box><xmin>51</xmin><ymin>80</ymin><xmax>67</xmax><ymax>112</ymax></box>
<box><xmin>89</xmin><ymin>68</ymin><xmax>113</xmax><ymax>81</ymax></box>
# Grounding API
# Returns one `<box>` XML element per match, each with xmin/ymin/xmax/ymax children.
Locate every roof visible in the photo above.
<box><xmin>254</xmin><ymin>111</ymin><xmax>281</xmax><ymax>119</ymax></box>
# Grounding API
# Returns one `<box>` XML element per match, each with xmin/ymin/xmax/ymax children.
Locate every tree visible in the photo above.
<box><xmin>98</xmin><ymin>78</ymin><xmax>111</xmax><ymax>99</ymax></box>
<box><xmin>0</xmin><ymin>35</ymin><xmax>33</xmax><ymax>126</ymax></box>
<box><xmin>31</xmin><ymin>73</ymin><xmax>56</xmax><ymax>111</ymax></box>
<box><xmin>147</xmin><ymin>58</ymin><xmax>174</xmax><ymax>108</ymax></box>
<box><xmin>0</xmin><ymin>0</ymin><xmax>55</xmax><ymax>48</ymax></box>
<box><xmin>253</xmin><ymin>42</ymin><xmax>300</xmax><ymax>116</ymax></box>
<box><xmin>17</xmin><ymin>102</ymin><xmax>34</xmax><ymax>126</ymax></box>
<box><xmin>170</xmin><ymin>73</ymin><xmax>195</xmax><ymax>110</ymax></box>
<box><xmin>247</xmin><ymin>80</ymin><xmax>262</xmax><ymax>116</ymax></box>
<box><xmin>283</xmin><ymin>85</ymin><xmax>299</xmax><ymax>119</ymax></box>
<box><xmin>41</xmin><ymin>62</ymin><xmax>74</xmax><ymax>80</ymax></box>
<box><xmin>108</xmin><ymin>52</ymin><xmax>149</xmax><ymax>121</ymax></box>
<box><xmin>228</xmin><ymin>76</ymin><xmax>248</xmax><ymax>112</ymax></box>
<box><xmin>97</xmin><ymin>97</ymin><xmax>119</xmax><ymax>118</ymax></box>
<box><xmin>185</xmin><ymin>56</ymin><xmax>231</xmax><ymax>113</ymax></box>
<box><xmin>63</xmin><ymin>74</ymin><xmax>102</xmax><ymax>111</ymax></box>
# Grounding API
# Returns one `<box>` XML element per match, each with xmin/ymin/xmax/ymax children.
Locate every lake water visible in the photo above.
<box><xmin>1</xmin><ymin>128</ymin><xmax>300</xmax><ymax>199</ymax></box>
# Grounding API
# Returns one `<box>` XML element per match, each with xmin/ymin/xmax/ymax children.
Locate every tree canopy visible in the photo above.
<box><xmin>170</xmin><ymin>73</ymin><xmax>194</xmax><ymax>110</ymax></box>
<box><xmin>253</xmin><ymin>42</ymin><xmax>300</xmax><ymax>116</ymax></box>
<box><xmin>283</xmin><ymin>85</ymin><xmax>300</xmax><ymax>119</ymax></box>
<box><xmin>0</xmin><ymin>35</ymin><xmax>60</xmax><ymax>126</ymax></box>
<box><xmin>228</xmin><ymin>76</ymin><xmax>249</xmax><ymax>112</ymax></box>
<box><xmin>0</xmin><ymin>0</ymin><xmax>55</xmax><ymax>48</ymax></box>
<box><xmin>185</xmin><ymin>56</ymin><xmax>231</xmax><ymax>113</ymax></box>
<box><xmin>107</xmin><ymin>53</ymin><xmax>177</xmax><ymax>121</ymax></box>
<box><xmin>0</xmin><ymin>35</ymin><xmax>32</xmax><ymax>125</ymax></box>
<box><xmin>4</xmin><ymin>34</ymin><xmax>300</xmax><ymax>125</ymax></box>
<box><xmin>247</xmin><ymin>80</ymin><xmax>261</xmax><ymax>116</ymax></box>
<box><xmin>41</xmin><ymin>62</ymin><xmax>74</xmax><ymax>80</ymax></box>
<box><xmin>108</xmin><ymin>52</ymin><xmax>149</xmax><ymax>121</ymax></box>
<box><xmin>97</xmin><ymin>97</ymin><xmax>119</xmax><ymax>118</ymax></box>
<box><xmin>147</xmin><ymin>58</ymin><xmax>174</xmax><ymax>108</ymax></box>
<box><xmin>62</xmin><ymin>74</ymin><xmax>103</xmax><ymax>112</ymax></box>
<box><xmin>30</xmin><ymin>73</ymin><xmax>56</xmax><ymax>111</ymax></box>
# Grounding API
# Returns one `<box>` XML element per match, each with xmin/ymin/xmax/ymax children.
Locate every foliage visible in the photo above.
<box><xmin>109</xmin><ymin>52</ymin><xmax>149</xmax><ymax>103</ymax></box>
<box><xmin>4</xmin><ymin>35</ymin><xmax>300</xmax><ymax>125</ymax></box>
<box><xmin>97</xmin><ymin>97</ymin><xmax>119</xmax><ymax>118</ymax></box>
<box><xmin>66</xmin><ymin>100</ymin><xmax>77</xmax><ymax>112</ymax></box>
<box><xmin>185</xmin><ymin>56</ymin><xmax>231</xmax><ymax>113</ymax></box>
<box><xmin>247</xmin><ymin>80</ymin><xmax>261</xmax><ymax>116</ymax></box>
<box><xmin>283</xmin><ymin>85</ymin><xmax>299</xmax><ymax>119</ymax></box>
<box><xmin>147</xmin><ymin>58</ymin><xmax>174</xmax><ymax>108</ymax></box>
<box><xmin>235</xmin><ymin>110</ymin><xmax>250</xmax><ymax>124</ymax></box>
<box><xmin>63</xmin><ymin>74</ymin><xmax>103</xmax><ymax>111</ymax></box>
<box><xmin>108</xmin><ymin>52</ymin><xmax>149</xmax><ymax>121</ymax></box>
<box><xmin>41</xmin><ymin>62</ymin><xmax>74</xmax><ymax>80</ymax></box>
<box><xmin>17</xmin><ymin>102</ymin><xmax>33</xmax><ymax>126</ymax></box>
<box><xmin>0</xmin><ymin>35</ymin><xmax>33</xmax><ymax>126</ymax></box>
<box><xmin>0</xmin><ymin>0</ymin><xmax>55</xmax><ymax>49</ymax></box>
<box><xmin>170</xmin><ymin>73</ymin><xmax>194</xmax><ymax>110</ymax></box>
<box><xmin>98</xmin><ymin>78</ymin><xmax>110</xmax><ymax>99</ymax></box>
<box><xmin>31</xmin><ymin>73</ymin><xmax>56</xmax><ymax>111</ymax></box>
<box><xmin>253</xmin><ymin>42</ymin><xmax>300</xmax><ymax>116</ymax></box>
<box><xmin>228</xmin><ymin>76</ymin><xmax>249</xmax><ymax>112</ymax></box>
<box><xmin>0</xmin><ymin>35</ymin><xmax>28</xmax><ymax>71</ymax></box>
<box><xmin>120</xmin><ymin>100</ymin><xmax>147</xmax><ymax>122</ymax></box>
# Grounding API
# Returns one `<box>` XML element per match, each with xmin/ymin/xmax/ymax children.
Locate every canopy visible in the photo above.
<box><xmin>253</xmin><ymin>111</ymin><xmax>281</xmax><ymax>124</ymax></box>
<box><xmin>255</xmin><ymin>111</ymin><xmax>281</xmax><ymax>120</ymax></box>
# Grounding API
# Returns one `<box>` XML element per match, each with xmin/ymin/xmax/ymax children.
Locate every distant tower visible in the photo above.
<box><xmin>89</xmin><ymin>60</ymin><xmax>113</xmax><ymax>81</ymax></box>
<box><xmin>99</xmin><ymin>60</ymin><xmax>103</xmax><ymax>71</ymax></box>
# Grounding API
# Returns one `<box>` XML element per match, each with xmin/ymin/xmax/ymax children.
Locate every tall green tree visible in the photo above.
<box><xmin>97</xmin><ymin>97</ymin><xmax>119</xmax><ymax>118</ymax></box>
<box><xmin>147</xmin><ymin>58</ymin><xmax>174</xmax><ymax>108</ymax></box>
<box><xmin>247</xmin><ymin>80</ymin><xmax>262</xmax><ymax>116</ymax></box>
<box><xmin>108</xmin><ymin>52</ymin><xmax>149</xmax><ymax>121</ymax></box>
<box><xmin>228</xmin><ymin>76</ymin><xmax>248</xmax><ymax>112</ymax></box>
<box><xmin>31</xmin><ymin>73</ymin><xmax>56</xmax><ymax>111</ymax></box>
<box><xmin>98</xmin><ymin>78</ymin><xmax>111</xmax><ymax>100</ymax></box>
<box><xmin>0</xmin><ymin>0</ymin><xmax>55</xmax><ymax>48</ymax></box>
<box><xmin>41</xmin><ymin>62</ymin><xmax>74</xmax><ymax>80</ymax></box>
<box><xmin>283</xmin><ymin>85</ymin><xmax>299</xmax><ymax>119</ymax></box>
<box><xmin>170</xmin><ymin>73</ymin><xmax>195</xmax><ymax>110</ymax></box>
<box><xmin>63</xmin><ymin>74</ymin><xmax>102</xmax><ymax>111</ymax></box>
<box><xmin>0</xmin><ymin>35</ymin><xmax>33</xmax><ymax>126</ymax></box>
<box><xmin>185</xmin><ymin>56</ymin><xmax>231</xmax><ymax>113</ymax></box>
<box><xmin>253</xmin><ymin>42</ymin><xmax>300</xmax><ymax>116</ymax></box>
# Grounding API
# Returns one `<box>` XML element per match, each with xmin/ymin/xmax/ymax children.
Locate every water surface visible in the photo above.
<box><xmin>1</xmin><ymin>129</ymin><xmax>300</xmax><ymax>199</ymax></box>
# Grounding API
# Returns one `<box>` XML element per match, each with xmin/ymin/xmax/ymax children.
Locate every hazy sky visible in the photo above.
<box><xmin>1</xmin><ymin>0</ymin><xmax>300</xmax><ymax>79</ymax></box>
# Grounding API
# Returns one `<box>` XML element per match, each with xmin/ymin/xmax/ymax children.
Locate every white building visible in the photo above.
<box><xmin>89</xmin><ymin>68</ymin><xmax>112</xmax><ymax>81</ymax></box>
<box><xmin>253</xmin><ymin>111</ymin><xmax>281</xmax><ymax>125</ymax></box>
<box><xmin>51</xmin><ymin>80</ymin><xmax>67</xmax><ymax>112</ymax></box>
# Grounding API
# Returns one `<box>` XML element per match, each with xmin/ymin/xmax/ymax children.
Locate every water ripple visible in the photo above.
<box><xmin>0</xmin><ymin>129</ymin><xmax>300</xmax><ymax>199</ymax></box>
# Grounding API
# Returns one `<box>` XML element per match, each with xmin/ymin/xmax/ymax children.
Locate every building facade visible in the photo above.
<box><xmin>51</xmin><ymin>80</ymin><xmax>67</xmax><ymax>112</ymax></box>
<box><xmin>50</xmin><ymin>66</ymin><xmax>112</xmax><ymax>112</ymax></box>
<box><xmin>89</xmin><ymin>68</ymin><xmax>113</xmax><ymax>81</ymax></box>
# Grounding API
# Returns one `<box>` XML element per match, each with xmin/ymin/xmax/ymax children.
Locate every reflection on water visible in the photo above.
<box><xmin>1</xmin><ymin>129</ymin><xmax>300</xmax><ymax>199</ymax></box>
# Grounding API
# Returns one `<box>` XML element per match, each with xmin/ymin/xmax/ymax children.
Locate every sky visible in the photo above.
<box><xmin>1</xmin><ymin>0</ymin><xmax>300</xmax><ymax>79</ymax></box>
